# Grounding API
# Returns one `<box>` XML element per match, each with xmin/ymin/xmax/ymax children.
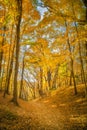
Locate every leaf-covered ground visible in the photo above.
<box><xmin>0</xmin><ymin>85</ymin><xmax>87</xmax><ymax>130</ymax></box>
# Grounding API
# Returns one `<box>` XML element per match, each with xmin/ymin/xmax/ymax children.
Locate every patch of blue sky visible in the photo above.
<box><xmin>37</xmin><ymin>6</ymin><xmax>48</xmax><ymax>20</ymax></box>
<box><xmin>56</xmin><ymin>26</ymin><xmax>66</xmax><ymax>33</ymax></box>
<box><xmin>36</xmin><ymin>0</ymin><xmax>48</xmax><ymax>20</ymax></box>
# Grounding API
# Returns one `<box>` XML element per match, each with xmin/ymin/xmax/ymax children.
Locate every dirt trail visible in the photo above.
<box><xmin>0</xmin><ymin>86</ymin><xmax>87</xmax><ymax>130</ymax></box>
<box><xmin>20</xmin><ymin>99</ymin><xmax>66</xmax><ymax>130</ymax></box>
<box><xmin>18</xmin><ymin>86</ymin><xmax>87</xmax><ymax>130</ymax></box>
<box><xmin>0</xmin><ymin>92</ymin><xmax>67</xmax><ymax>130</ymax></box>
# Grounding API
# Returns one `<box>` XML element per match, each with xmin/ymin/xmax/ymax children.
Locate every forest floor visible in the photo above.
<box><xmin>0</xmin><ymin>85</ymin><xmax>87</xmax><ymax>130</ymax></box>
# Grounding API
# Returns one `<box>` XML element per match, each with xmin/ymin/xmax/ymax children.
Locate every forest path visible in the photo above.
<box><xmin>20</xmin><ymin>98</ymin><xmax>66</xmax><ymax>130</ymax></box>
<box><xmin>18</xmin><ymin>86</ymin><xmax>87</xmax><ymax>130</ymax></box>
<box><xmin>0</xmin><ymin>90</ymin><xmax>67</xmax><ymax>130</ymax></box>
<box><xmin>0</xmin><ymin>85</ymin><xmax>87</xmax><ymax>130</ymax></box>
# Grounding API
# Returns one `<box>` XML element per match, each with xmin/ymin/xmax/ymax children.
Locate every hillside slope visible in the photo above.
<box><xmin>0</xmin><ymin>85</ymin><xmax>87</xmax><ymax>130</ymax></box>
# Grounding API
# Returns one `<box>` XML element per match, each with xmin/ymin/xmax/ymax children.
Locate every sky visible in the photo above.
<box><xmin>36</xmin><ymin>0</ymin><xmax>48</xmax><ymax>20</ymax></box>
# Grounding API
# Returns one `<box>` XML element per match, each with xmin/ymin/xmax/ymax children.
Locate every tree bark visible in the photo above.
<box><xmin>0</xmin><ymin>4</ymin><xmax>6</xmax><ymax>86</ymax></box>
<box><xmin>12</xmin><ymin>0</ymin><xmax>22</xmax><ymax>105</ymax></box>
<box><xmin>64</xmin><ymin>20</ymin><xmax>77</xmax><ymax>95</ymax></box>
<box><xmin>3</xmin><ymin>25</ymin><xmax>14</xmax><ymax>97</ymax></box>
<box><xmin>39</xmin><ymin>67</ymin><xmax>43</xmax><ymax>96</ymax></box>
<box><xmin>52</xmin><ymin>64</ymin><xmax>59</xmax><ymax>89</ymax></box>
<box><xmin>71</xmin><ymin>2</ymin><xmax>87</xmax><ymax>97</ymax></box>
<box><xmin>0</xmin><ymin>26</ymin><xmax>6</xmax><ymax>90</ymax></box>
<box><xmin>47</xmin><ymin>69</ymin><xmax>51</xmax><ymax>89</ymax></box>
<box><xmin>19</xmin><ymin>51</ymin><xmax>25</xmax><ymax>99</ymax></box>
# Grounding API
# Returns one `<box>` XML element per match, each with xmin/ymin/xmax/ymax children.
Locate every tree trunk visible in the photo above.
<box><xmin>12</xmin><ymin>0</ymin><xmax>22</xmax><ymax>105</ymax></box>
<box><xmin>39</xmin><ymin>67</ymin><xmax>43</xmax><ymax>96</ymax></box>
<box><xmin>71</xmin><ymin>2</ymin><xmax>87</xmax><ymax>97</ymax></box>
<box><xmin>71</xmin><ymin>58</ymin><xmax>77</xmax><ymax>95</ymax></box>
<box><xmin>3</xmin><ymin>43</ymin><xmax>15</xmax><ymax>97</ymax></box>
<box><xmin>82</xmin><ymin>0</ymin><xmax>87</xmax><ymax>19</ymax></box>
<box><xmin>4</xmin><ymin>25</ymin><xmax>14</xmax><ymax>97</ymax></box>
<box><xmin>64</xmin><ymin>19</ymin><xmax>77</xmax><ymax>95</ymax></box>
<box><xmin>47</xmin><ymin>69</ymin><xmax>51</xmax><ymax>89</ymax></box>
<box><xmin>69</xmin><ymin>71</ymin><xmax>72</xmax><ymax>86</ymax></box>
<box><xmin>19</xmin><ymin>52</ymin><xmax>25</xmax><ymax>99</ymax></box>
<box><xmin>0</xmin><ymin>5</ymin><xmax>6</xmax><ymax>88</ymax></box>
<box><xmin>0</xmin><ymin>26</ymin><xmax>6</xmax><ymax>90</ymax></box>
<box><xmin>52</xmin><ymin>64</ymin><xmax>59</xmax><ymax>89</ymax></box>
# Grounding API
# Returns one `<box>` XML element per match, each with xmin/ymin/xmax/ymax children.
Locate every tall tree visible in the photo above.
<box><xmin>0</xmin><ymin>3</ymin><xmax>6</xmax><ymax>90</ymax></box>
<box><xmin>12</xmin><ymin>0</ymin><xmax>22</xmax><ymax>105</ymax></box>
<box><xmin>19</xmin><ymin>49</ymin><xmax>26</xmax><ymax>99</ymax></box>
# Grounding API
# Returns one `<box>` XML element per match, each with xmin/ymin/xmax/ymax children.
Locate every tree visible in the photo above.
<box><xmin>19</xmin><ymin>48</ymin><xmax>26</xmax><ymax>99</ymax></box>
<box><xmin>0</xmin><ymin>2</ymin><xmax>6</xmax><ymax>90</ymax></box>
<box><xmin>82</xmin><ymin>0</ymin><xmax>87</xmax><ymax>20</ymax></box>
<box><xmin>12</xmin><ymin>0</ymin><xmax>22</xmax><ymax>105</ymax></box>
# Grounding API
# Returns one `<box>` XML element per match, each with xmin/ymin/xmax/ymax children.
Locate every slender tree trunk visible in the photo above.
<box><xmin>12</xmin><ymin>0</ymin><xmax>22</xmax><ymax>105</ymax></box>
<box><xmin>0</xmin><ymin>6</ymin><xmax>6</xmax><ymax>87</ymax></box>
<box><xmin>71</xmin><ymin>58</ymin><xmax>77</xmax><ymax>95</ymax></box>
<box><xmin>71</xmin><ymin>2</ymin><xmax>87</xmax><ymax>97</ymax></box>
<box><xmin>0</xmin><ymin>38</ymin><xmax>3</xmax><ymax>77</ymax></box>
<box><xmin>52</xmin><ymin>64</ymin><xmax>59</xmax><ymax>89</ymax></box>
<box><xmin>39</xmin><ymin>67</ymin><xmax>43</xmax><ymax>96</ymax></box>
<box><xmin>0</xmin><ymin>38</ymin><xmax>4</xmax><ymax>90</ymax></box>
<box><xmin>3</xmin><ymin>43</ymin><xmax>15</xmax><ymax>97</ymax></box>
<box><xmin>47</xmin><ymin>69</ymin><xmax>51</xmax><ymax>89</ymax></box>
<box><xmin>0</xmin><ymin>26</ymin><xmax>6</xmax><ymax>90</ymax></box>
<box><xmin>19</xmin><ymin>52</ymin><xmax>25</xmax><ymax>99</ymax></box>
<box><xmin>6</xmin><ymin>44</ymin><xmax>15</xmax><ymax>94</ymax></box>
<box><xmin>69</xmin><ymin>71</ymin><xmax>72</xmax><ymax>86</ymax></box>
<box><xmin>64</xmin><ymin>20</ymin><xmax>77</xmax><ymax>95</ymax></box>
<box><xmin>3</xmin><ymin>25</ymin><xmax>14</xmax><ymax>97</ymax></box>
<box><xmin>82</xmin><ymin>0</ymin><xmax>87</xmax><ymax>20</ymax></box>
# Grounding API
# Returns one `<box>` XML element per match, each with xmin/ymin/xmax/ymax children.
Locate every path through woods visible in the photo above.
<box><xmin>0</xmin><ymin>85</ymin><xmax>87</xmax><ymax>130</ymax></box>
